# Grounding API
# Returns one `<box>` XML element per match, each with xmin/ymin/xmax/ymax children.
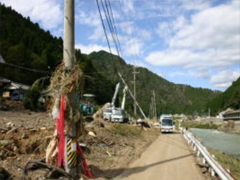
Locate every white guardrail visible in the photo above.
<box><xmin>180</xmin><ymin>127</ymin><xmax>235</xmax><ymax>180</ymax></box>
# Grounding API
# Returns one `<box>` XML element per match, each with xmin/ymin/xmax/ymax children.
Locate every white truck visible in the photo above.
<box><xmin>103</xmin><ymin>108</ymin><xmax>113</xmax><ymax>121</ymax></box>
<box><xmin>159</xmin><ymin>114</ymin><xmax>174</xmax><ymax>133</ymax></box>
<box><xmin>111</xmin><ymin>108</ymin><xmax>125</xmax><ymax>123</ymax></box>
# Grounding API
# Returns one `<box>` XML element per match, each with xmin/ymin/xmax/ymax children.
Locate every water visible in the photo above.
<box><xmin>189</xmin><ymin>128</ymin><xmax>240</xmax><ymax>159</ymax></box>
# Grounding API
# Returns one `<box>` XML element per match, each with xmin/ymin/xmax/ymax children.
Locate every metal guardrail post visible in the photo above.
<box><xmin>182</xmin><ymin>129</ymin><xmax>235</xmax><ymax>180</ymax></box>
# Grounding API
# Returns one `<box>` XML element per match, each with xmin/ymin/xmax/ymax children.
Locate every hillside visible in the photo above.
<box><xmin>206</xmin><ymin>77</ymin><xmax>240</xmax><ymax>115</ymax></box>
<box><xmin>89</xmin><ymin>51</ymin><xmax>220</xmax><ymax>115</ymax></box>
<box><xmin>0</xmin><ymin>4</ymin><xmax>114</xmax><ymax>105</ymax></box>
<box><xmin>0</xmin><ymin>3</ymin><xmax>63</xmax><ymax>85</ymax></box>
<box><xmin>0</xmin><ymin>3</ymin><xmax>220</xmax><ymax>115</ymax></box>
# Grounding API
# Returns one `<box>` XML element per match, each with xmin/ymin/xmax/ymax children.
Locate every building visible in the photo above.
<box><xmin>0</xmin><ymin>78</ymin><xmax>30</xmax><ymax>101</ymax></box>
<box><xmin>223</xmin><ymin>109</ymin><xmax>240</xmax><ymax>121</ymax></box>
<box><xmin>0</xmin><ymin>77</ymin><xmax>11</xmax><ymax>97</ymax></box>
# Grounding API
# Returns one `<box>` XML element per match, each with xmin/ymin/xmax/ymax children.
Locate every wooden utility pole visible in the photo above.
<box><xmin>150</xmin><ymin>90</ymin><xmax>157</xmax><ymax>120</ymax></box>
<box><xmin>153</xmin><ymin>90</ymin><xmax>157</xmax><ymax>120</ymax></box>
<box><xmin>118</xmin><ymin>72</ymin><xmax>148</xmax><ymax>120</ymax></box>
<box><xmin>133</xmin><ymin>66</ymin><xmax>139</xmax><ymax>116</ymax></box>
<box><xmin>63</xmin><ymin>0</ymin><xmax>77</xmax><ymax>176</ymax></box>
<box><xmin>64</xmin><ymin>0</ymin><xmax>75</xmax><ymax>70</ymax></box>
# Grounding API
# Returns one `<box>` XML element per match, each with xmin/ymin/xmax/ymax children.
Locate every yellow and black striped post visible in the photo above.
<box><xmin>65</xmin><ymin>138</ymin><xmax>77</xmax><ymax>168</ymax></box>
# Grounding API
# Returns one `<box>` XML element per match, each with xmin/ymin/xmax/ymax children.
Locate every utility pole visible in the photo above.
<box><xmin>63</xmin><ymin>0</ymin><xmax>77</xmax><ymax>176</ymax></box>
<box><xmin>149</xmin><ymin>90</ymin><xmax>157</xmax><ymax>120</ymax></box>
<box><xmin>64</xmin><ymin>0</ymin><xmax>75</xmax><ymax>70</ymax></box>
<box><xmin>118</xmin><ymin>72</ymin><xmax>148</xmax><ymax>120</ymax></box>
<box><xmin>153</xmin><ymin>90</ymin><xmax>157</xmax><ymax>120</ymax></box>
<box><xmin>133</xmin><ymin>66</ymin><xmax>139</xmax><ymax>116</ymax></box>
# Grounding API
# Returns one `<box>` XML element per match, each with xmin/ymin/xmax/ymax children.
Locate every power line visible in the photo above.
<box><xmin>95</xmin><ymin>0</ymin><xmax>114</xmax><ymax>60</ymax></box>
<box><xmin>0</xmin><ymin>61</ymin><xmax>51</xmax><ymax>74</ymax></box>
<box><xmin>105</xmin><ymin>0</ymin><xmax>122</xmax><ymax>56</ymax></box>
<box><xmin>100</xmin><ymin>0</ymin><xmax>121</xmax><ymax>57</ymax></box>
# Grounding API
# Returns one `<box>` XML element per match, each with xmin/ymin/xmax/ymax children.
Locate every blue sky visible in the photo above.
<box><xmin>0</xmin><ymin>0</ymin><xmax>240</xmax><ymax>91</ymax></box>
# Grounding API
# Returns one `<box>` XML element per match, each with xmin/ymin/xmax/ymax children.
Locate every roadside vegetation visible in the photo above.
<box><xmin>208</xmin><ymin>148</ymin><xmax>240</xmax><ymax>180</ymax></box>
<box><xmin>181</xmin><ymin>121</ymin><xmax>219</xmax><ymax>129</ymax></box>
<box><xmin>111</xmin><ymin>124</ymin><xmax>143</xmax><ymax>138</ymax></box>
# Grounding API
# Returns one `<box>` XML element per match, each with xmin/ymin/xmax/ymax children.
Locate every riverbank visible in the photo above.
<box><xmin>189</xmin><ymin>128</ymin><xmax>240</xmax><ymax>180</ymax></box>
<box><xmin>181</xmin><ymin>118</ymin><xmax>240</xmax><ymax>134</ymax></box>
<box><xmin>208</xmin><ymin>148</ymin><xmax>240</xmax><ymax>180</ymax></box>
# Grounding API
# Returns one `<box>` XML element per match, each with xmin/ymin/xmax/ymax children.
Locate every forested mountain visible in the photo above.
<box><xmin>0</xmin><ymin>4</ymin><xmax>63</xmax><ymax>85</ymax></box>
<box><xmin>89</xmin><ymin>51</ymin><xmax>220</xmax><ymax>115</ymax></box>
<box><xmin>0</xmin><ymin>4</ymin><xmax>114</xmax><ymax>105</ymax></box>
<box><xmin>206</xmin><ymin>77</ymin><xmax>240</xmax><ymax>115</ymax></box>
<box><xmin>0</xmin><ymin>3</ymin><xmax>220</xmax><ymax>115</ymax></box>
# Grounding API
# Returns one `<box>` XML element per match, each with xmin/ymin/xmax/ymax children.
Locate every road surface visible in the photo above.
<box><xmin>117</xmin><ymin>133</ymin><xmax>205</xmax><ymax>180</ymax></box>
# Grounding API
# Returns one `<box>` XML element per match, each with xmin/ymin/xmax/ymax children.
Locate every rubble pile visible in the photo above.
<box><xmin>0</xmin><ymin>110</ymin><xmax>159</xmax><ymax>179</ymax></box>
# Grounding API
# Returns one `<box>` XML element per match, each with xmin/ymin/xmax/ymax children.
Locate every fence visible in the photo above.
<box><xmin>181</xmin><ymin>128</ymin><xmax>235</xmax><ymax>180</ymax></box>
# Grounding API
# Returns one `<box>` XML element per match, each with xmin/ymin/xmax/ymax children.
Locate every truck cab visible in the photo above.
<box><xmin>103</xmin><ymin>108</ymin><xmax>112</xmax><ymax>121</ymax></box>
<box><xmin>160</xmin><ymin>114</ymin><xmax>174</xmax><ymax>133</ymax></box>
<box><xmin>111</xmin><ymin>108</ymin><xmax>125</xmax><ymax>123</ymax></box>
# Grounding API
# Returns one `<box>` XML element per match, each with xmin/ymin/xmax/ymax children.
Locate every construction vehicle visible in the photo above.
<box><xmin>111</xmin><ymin>86</ymin><xmax>129</xmax><ymax>123</ymax></box>
<box><xmin>103</xmin><ymin>83</ymin><xmax>120</xmax><ymax>121</ymax></box>
<box><xmin>121</xmin><ymin>86</ymin><xmax>128</xmax><ymax>110</ymax></box>
<box><xmin>111</xmin><ymin>107</ymin><xmax>125</xmax><ymax>123</ymax></box>
<box><xmin>103</xmin><ymin>108</ymin><xmax>112</xmax><ymax>121</ymax></box>
<box><xmin>79</xmin><ymin>94</ymin><xmax>95</xmax><ymax>121</ymax></box>
<box><xmin>159</xmin><ymin>114</ymin><xmax>174</xmax><ymax>133</ymax></box>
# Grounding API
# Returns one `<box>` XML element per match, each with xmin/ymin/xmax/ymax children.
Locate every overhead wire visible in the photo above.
<box><xmin>104</xmin><ymin>0</ymin><xmax>122</xmax><ymax>57</ymax></box>
<box><xmin>106</xmin><ymin>0</ymin><xmax>122</xmax><ymax>56</ymax></box>
<box><xmin>95</xmin><ymin>0</ymin><xmax>114</xmax><ymax>60</ymax></box>
<box><xmin>100</xmin><ymin>0</ymin><xmax>121</xmax><ymax>57</ymax></box>
<box><xmin>0</xmin><ymin>61</ymin><xmax>51</xmax><ymax>74</ymax></box>
<box><xmin>117</xmin><ymin>0</ymin><xmax>140</xmax><ymax>67</ymax></box>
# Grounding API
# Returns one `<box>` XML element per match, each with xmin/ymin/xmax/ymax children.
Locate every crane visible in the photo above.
<box><xmin>121</xmin><ymin>86</ymin><xmax>128</xmax><ymax>110</ymax></box>
<box><xmin>111</xmin><ymin>82</ymin><xmax>120</xmax><ymax>108</ymax></box>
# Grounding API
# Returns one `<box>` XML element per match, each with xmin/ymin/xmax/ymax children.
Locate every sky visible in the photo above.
<box><xmin>0</xmin><ymin>0</ymin><xmax>239</xmax><ymax>91</ymax></box>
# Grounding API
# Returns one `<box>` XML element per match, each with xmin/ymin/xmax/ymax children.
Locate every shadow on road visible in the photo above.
<box><xmin>89</xmin><ymin>153</ymin><xmax>193</xmax><ymax>179</ymax></box>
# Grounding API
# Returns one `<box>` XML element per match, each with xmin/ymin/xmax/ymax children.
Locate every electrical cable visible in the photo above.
<box><xmin>100</xmin><ymin>0</ymin><xmax>121</xmax><ymax>57</ymax></box>
<box><xmin>0</xmin><ymin>61</ymin><xmax>51</xmax><ymax>74</ymax></box>
<box><xmin>106</xmin><ymin>0</ymin><xmax>122</xmax><ymax>56</ymax></box>
<box><xmin>95</xmin><ymin>0</ymin><xmax>114</xmax><ymax>61</ymax></box>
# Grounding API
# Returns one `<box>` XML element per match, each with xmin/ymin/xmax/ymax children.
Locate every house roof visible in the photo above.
<box><xmin>0</xmin><ymin>55</ymin><xmax>5</xmax><ymax>64</ymax></box>
<box><xmin>5</xmin><ymin>82</ymin><xmax>30</xmax><ymax>90</ymax></box>
<box><xmin>0</xmin><ymin>77</ymin><xmax>11</xmax><ymax>83</ymax></box>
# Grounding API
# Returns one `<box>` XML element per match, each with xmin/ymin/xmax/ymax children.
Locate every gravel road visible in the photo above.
<box><xmin>117</xmin><ymin>133</ymin><xmax>205</xmax><ymax>180</ymax></box>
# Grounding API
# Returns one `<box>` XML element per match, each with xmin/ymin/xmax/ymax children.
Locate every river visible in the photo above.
<box><xmin>189</xmin><ymin>128</ymin><xmax>240</xmax><ymax>159</ymax></box>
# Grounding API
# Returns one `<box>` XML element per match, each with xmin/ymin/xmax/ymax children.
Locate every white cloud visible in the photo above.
<box><xmin>148</xmin><ymin>1</ymin><xmax>240</xmax><ymax>69</ymax></box>
<box><xmin>76</xmin><ymin>11</ymin><xmax>100</xmax><ymax>27</ymax></box>
<box><xmin>170</xmin><ymin>1</ymin><xmax>240</xmax><ymax>50</ymax></box>
<box><xmin>0</xmin><ymin>0</ymin><xmax>62</xmax><ymax>30</ymax></box>
<box><xmin>156</xmin><ymin>16</ymin><xmax>187</xmax><ymax>40</ymax></box>
<box><xmin>75</xmin><ymin>43</ymin><xmax>117</xmax><ymax>55</ymax></box>
<box><xmin>146</xmin><ymin>48</ymin><xmax>239</xmax><ymax>68</ymax></box>
<box><xmin>123</xmin><ymin>38</ymin><xmax>143</xmax><ymax>56</ymax></box>
<box><xmin>210</xmin><ymin>70</ymin><xmax>240</xmax><ymax>88</ymax></box>
<box><xmin>120</xmin><ymin>0</ymin><xmax>134</xmax><ymax>13</ymax></box>
<box><xmin>89</xmin><ymin>26</ymin><xmax>105</xmax><ymax>41</ymax></box>
<box><xmin>180</xmin><ymin>0</ymin><xmax>210</xmax><ymax>11</ymax></box>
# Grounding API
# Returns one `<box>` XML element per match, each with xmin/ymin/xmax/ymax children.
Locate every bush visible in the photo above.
<box><xmin>182</xmin><ymin>122</ymin><xmax>219</xmax><ymax>129</ymax></box>
<box><xmin>111</xmin><ymin>124</ymin><xmax>143</xmax><ymax>138</ymax></box>
<box><xmin>23</xmin><ymin>89</ymin><xmax>40</xmax><ymax>110</ymax></box>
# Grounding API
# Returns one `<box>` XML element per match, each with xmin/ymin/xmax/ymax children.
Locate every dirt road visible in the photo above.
<box><xmin>117</xmin><ymin>133</ymin><xmax>205</xmax><ymax>180</ymax></box>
